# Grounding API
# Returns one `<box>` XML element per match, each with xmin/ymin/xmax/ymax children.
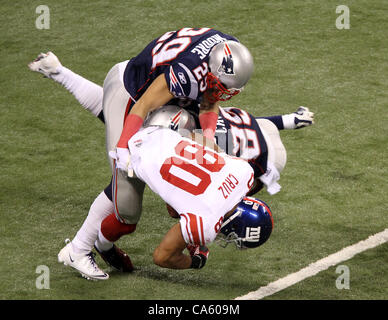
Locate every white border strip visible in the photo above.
<box><xmin>235</xmin><ymin>228</ymin><xmax>388</xmax><ymax>300</ymax></box>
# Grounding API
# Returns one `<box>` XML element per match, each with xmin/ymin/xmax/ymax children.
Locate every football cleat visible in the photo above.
<box><xmin>94</xmin><ymin>244</ymin><xmax>134</xmax><ymax>272</ymax></box>
<box><xmin>58</xmin><ymin>239</ymin><xmax>109</xmax><ymax>280</ymax></box>
<box><xmin>28</xmin><ymin>51</ymin><xmax>62</xmax><ymax>78</ymax></box>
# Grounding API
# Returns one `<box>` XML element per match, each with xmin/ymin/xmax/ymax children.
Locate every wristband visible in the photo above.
<box><xmin>199</xmin><ymin>111</ymin><xmax>218</xmax><ymax>140</ymax></box>
<box><xmin>117</xmin><ymin>114</ymin><xmax>144</xmax><ymax>148</ymax></box>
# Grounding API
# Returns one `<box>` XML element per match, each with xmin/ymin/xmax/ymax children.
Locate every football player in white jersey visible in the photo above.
<box><xmin>124</xmin><ymin>126</ymin><xmax>256</xmax><ymax>269</ymax></box>
<box><xmin>28</xmin><ymin>52</ymin><xmax>313</xmax><ymax>279</ymax></box>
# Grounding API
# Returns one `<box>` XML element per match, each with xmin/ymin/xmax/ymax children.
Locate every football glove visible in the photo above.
<box><xmin>282</xmin><ymin>106</ymin><xmax>315</xmax><ymax>129</ymax></box>
<box><xmin>28</xmin><ymin>51</ymin><xmax>62</xmax><ymax>78</ymax></box>
<box><xmin>187</xmin><ymin>244</ymin><xmax>209</xmax><ymax>269</ymax></box>
<box><xmin>109</xmin><ymin>147</ymin><xmax>134</xmax><ymax>177</ymax></box>
<box><xmin>294</xmin><ymin>106</ymin><xmax>314</xmax><ymax>129</ymax></box>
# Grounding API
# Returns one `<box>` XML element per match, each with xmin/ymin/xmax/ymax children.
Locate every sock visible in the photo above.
<box><xmin>95</xmin><ymin>213</ymin><xmax>137</xmax><ymax>252</ymax></box>
<box><xmin>95</xmin><ymin>230</ymin><xmax>114</xmax><ymax>252</ymax></box>
<box><xmin>51</xmin><ymin>66</ymin><xmax>103</xmax><ymax>117</ymax></box>
<box><xmin>71</xmin><ymin>191</ymin><xmax>113</xmax><ymax>255</ymax></box>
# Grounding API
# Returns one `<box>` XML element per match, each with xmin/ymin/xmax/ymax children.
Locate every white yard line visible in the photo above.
<box><xmin>235</xmin><ymin>228</ymin><xmax>388</xmax><ymax>300</ymax></box>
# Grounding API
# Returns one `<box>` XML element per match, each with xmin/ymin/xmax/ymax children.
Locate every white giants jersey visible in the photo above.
<box><xmin>128</xmin><ymin>127</ymin><xmax>254</xmax><ymax>245</ymax></box>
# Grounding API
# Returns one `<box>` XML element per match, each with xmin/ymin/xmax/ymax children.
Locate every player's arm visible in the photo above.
<box><xmin>153</xmin><ymin>223</ymin><xmax>209</xmax><ymax>270</ymax></box>
<box><xmin>112</xmin><ymin>74</ymin><xmax>174</xmax><ymax>172</ymax></box>
<box><xmin>116</xmin><ymin>74</ymin><xmax>174</xmax><ymax>148</ymax></box>
<box><xmin>257</xmin><ymin>106</ymin><xmax>314</xmax><ymax>130</ymax></box>
<box><xmin>153</xmin><ymin>223</ymin><xmax>192</xmax><ymax>269</ymax></box>
<box><xmin>198</xmin><ymin>101</ymin><xmax>219</xmax><ymax>140</ymax></box>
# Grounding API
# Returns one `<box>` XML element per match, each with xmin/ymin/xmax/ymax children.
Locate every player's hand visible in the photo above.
<box><xmin>294</xmin><ymin>106</ymin><xmax>314</xmax><ymax>129</ymax></box>
<box><xmin>109</xmin><ymin>147</ymin><xmax>134</xmax><ymax>177</ymax></box>
<box><xmin>187</xmin><ymin>244</ymin><xmax>209</xmax><ymax>269</ymax></box>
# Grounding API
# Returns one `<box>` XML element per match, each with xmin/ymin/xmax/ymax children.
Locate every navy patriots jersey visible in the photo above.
<box><xmin>123</xmin><ymin>28</ymin><xmax>237</xmax><ymax>110</ymax></box>
<box><xmin>215</xmin><ymin>107</ymin><xmax>268</xmax><ymax>178</ymax></box>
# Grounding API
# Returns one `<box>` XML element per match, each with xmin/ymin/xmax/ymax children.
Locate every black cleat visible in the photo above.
<box><xmin>94</xmin><ymin>245</ymin><xmax>134</xmax><ymax>272</ymax></box>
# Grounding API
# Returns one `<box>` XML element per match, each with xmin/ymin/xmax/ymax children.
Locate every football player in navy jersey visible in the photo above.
<box><xmin>29</xmin><ymin>50</ymin><xmax>314</xmax><ymax>279</ymax></box>
<box><xmin>29</xmin><ymin>29</ymin><xmax>255</xmax><ymax>269</ymax></box>
<box><xmin>91</xmin><ymin>29</ymin><xmax>255</xmax><ymax>256</ymax></box>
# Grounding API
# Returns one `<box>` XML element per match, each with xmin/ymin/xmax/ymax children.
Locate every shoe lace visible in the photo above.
<box><xmin>86</xmin><ymin>252</ymin><xmax>100</xmax><ymax>271</ymax></box>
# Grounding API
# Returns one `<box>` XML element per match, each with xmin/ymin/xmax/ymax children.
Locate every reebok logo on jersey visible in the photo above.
<box><xmin>178</xmin><ymin>72</ymin><xmax>187</xmax><ymax>84</ymax></box>
<box><xmin>169</xmin><ymin>66</ymin><xmax>185</xmax><ymax>97</ymax></box>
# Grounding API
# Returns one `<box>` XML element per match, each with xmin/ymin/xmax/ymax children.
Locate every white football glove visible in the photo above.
<box><xmin>294</xmin><ymin>106</ymin><xmax>315</xmax><ymax>129</ymax></box>
<box><xmin>28</xmin><ymin>51</ymin><xmax>62</xmax><ymax>78</ymax></box>
<box><xmin>109</xmin><ymin>147</ymin><xmax>134</xmax><ymax>177</ymax></box>
<box><xmin>282</xmin><ymin>106</ymin><xmax>315</xmax><ymax>129</ymax></box>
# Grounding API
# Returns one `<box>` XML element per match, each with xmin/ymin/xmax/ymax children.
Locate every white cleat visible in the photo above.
<box><xmin>28</xmin><ymin>51</ymin><xmax>62</xmax><ymax>78</ymax></box>
<box><xmin>58</xmin><ymin>239</ymin><xmax>109</xmax><ymax>281</ymax></box>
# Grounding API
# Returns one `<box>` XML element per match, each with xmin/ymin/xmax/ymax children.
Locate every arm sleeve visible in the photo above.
<box><xmin>179</xmin><ymin>213</ymin><xmax>218</xmax><ymax>246</ymax></box>
<box><xmin>164</xmin><ymin>63</ymin><xmax>199</xmax><ymax>100</ymax></box>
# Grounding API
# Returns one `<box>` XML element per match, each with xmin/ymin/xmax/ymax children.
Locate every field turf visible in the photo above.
<box><xmin>0</xmin><ymin>0</ymin><xmax>387</xmax><ymax>302</ymax></box>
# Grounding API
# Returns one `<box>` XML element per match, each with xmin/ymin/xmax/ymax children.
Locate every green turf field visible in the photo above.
<box><xmin>1</xmin><ymin>0</ymin><xmax>387</xmax><ymax>301</ymax></box>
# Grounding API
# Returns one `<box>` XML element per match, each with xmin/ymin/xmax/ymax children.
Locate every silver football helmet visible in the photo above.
<box><xmin>143</xmin><ymin>104</ymin><xmax>196</xmax><ymax>132</ymax></box>
<box><xmin>207</xmin><ymin>41</ymin><xmax>254</xmax><ymax>102</ymax></box>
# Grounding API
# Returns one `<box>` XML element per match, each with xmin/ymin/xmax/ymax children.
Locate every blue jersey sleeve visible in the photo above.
<box><xmin>165</xmin><ymin>63</ymin><xmax>200</xmax><ymax>100</ymax></box>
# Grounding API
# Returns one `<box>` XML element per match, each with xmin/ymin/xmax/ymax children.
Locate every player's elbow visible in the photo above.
<box><xmin>153</xmin><ymin>246</ymin><xmax>189</xmax><ymax>269</ymax></box>
<box><xmin>152</xmin><ymin>247</ymin><xmax>170</xmax><ymax>268</ymax></box>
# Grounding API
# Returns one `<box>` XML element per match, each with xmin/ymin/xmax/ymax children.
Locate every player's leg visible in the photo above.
<box><xmin>28</xmin><ymin>51</ymin><xmax>105</xmax><ymax>121</ymax></box>
<box><xmin>256</xmin><ymin>119</ymin><xmax>287</xmax><ymax>174</ymax></box>
<box><xmin>100</xmin><ymin>61</ymin><xmax>132</xmax><ymax>169</ymax></box>
<box><xmin>57</xmin><ymin>190</ymin><xmax>112</xmax><ymax>280</ymax></box>
<box><xmin>95</xmin><ymin>175</ymin><xmax>145</xmax><ymax>251</ymax></box>
<box><xmin>58</xmin><ymin>61</ymin><xmax>140</xmax><ymax>279</ymax></box>
<box><xmin>70</xmin><ymin>190</ymin><xmax>113</xmax><ymax>254</ymax></box>
<box><xmin>254</xmin><ymin>119</ymin><xmax>287</xmax><ymax>195</ymax></box>
<box><xmin>94</xmin><ymin>61</ymin><xmax>146</xmax><ymax>262</ymax></box>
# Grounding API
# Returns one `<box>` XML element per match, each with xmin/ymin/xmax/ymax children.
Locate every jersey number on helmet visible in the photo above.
<box><xmin>160</xmin><ymin>139</ymin><xmax>225</xmax><ymax>195</ymax></box>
